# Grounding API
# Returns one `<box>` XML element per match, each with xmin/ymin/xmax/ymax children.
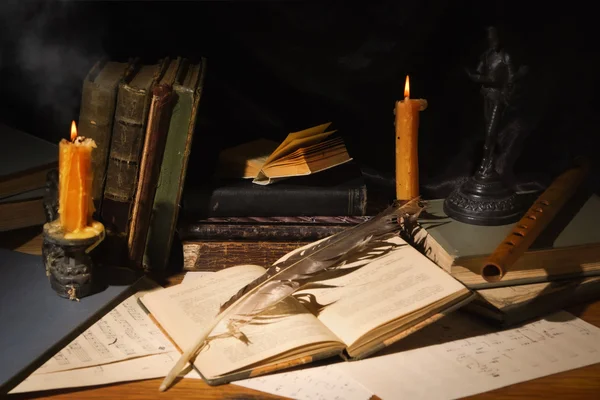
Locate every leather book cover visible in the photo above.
<box><xmin>181</xmin><ymin>162</ymin><xmax>368</xmax><ymax>218</ymax></box>
<box><xmin>78</xmin><ymin>58</ymin><xmax>138</xmax><ymax>207</ymax></box>
<box><xmin>143</xmin><ymin>58</ymin><xmax>207</xmax><ymax>271</ymax></box>
<box><xmin>101</xmin><ymin>58</ymin><xmax>169</xmax><ymax>254</ymax></box>
<box><xmin>127</xmin><ymin>84</ymin><xmax>174</xmax><ymax>267</ymax></box>
<box><xmin>179</xmin><ymin>215</ymin><xmax>369</xmax><ymax>242</ymax></box>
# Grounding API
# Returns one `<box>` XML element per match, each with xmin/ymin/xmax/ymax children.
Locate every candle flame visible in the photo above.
<box><xmin>404</xmin><ymin>76</ymin><xmax>410</xmax><ymax>98</ymax></box>
<box><xmin>70</xmin><ymin>120</ymin><xmax>78</xmax><ymax>141</ymax></box>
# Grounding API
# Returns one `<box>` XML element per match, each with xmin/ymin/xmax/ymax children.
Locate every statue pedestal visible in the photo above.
<box><xmin>443</xmin><ymin>171</ymin><xmax>525</xmax><ymax>226</ymax></box>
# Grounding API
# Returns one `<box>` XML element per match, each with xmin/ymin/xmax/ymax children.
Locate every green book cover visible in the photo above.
<box><xmin>144</xmin><ymin>59</ymin><xmax>207</xmax><ymax>270</ymax></box>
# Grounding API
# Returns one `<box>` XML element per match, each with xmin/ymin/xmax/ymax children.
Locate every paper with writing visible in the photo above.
<box><xmin>10</xmin><ymin>351</ymin><xmax>182</xmax><ymax>393</ymax></box>
<box><xmin>297</xmin><ymin>236</ymin><xmax>466</xmax><ymax>348</ymax></box>
<box><xmin>234</xmin><ymin>363</ymin><xmax>373</xmax><ymax>400</ymax></box>
<box><xmin>31</xmin><ymin>291</ymin><xmax>175</xmax><ymax>374</ymax></box>
<box><xmin>180</xmin><ymin>271</ymin><xmax>215</xmax><ymax>284</ymax></box>
<box><xmin>335</xmin><ymin>310</ymin><xmax>600</xmax><ymax>399</ymax></box>
<box><xmin>141</xmin><ymin>265</ymin><xmax>342</xmax><ymax>379</ymax></box>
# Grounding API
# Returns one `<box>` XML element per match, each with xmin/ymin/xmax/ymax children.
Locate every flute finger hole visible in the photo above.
<box><xmin>513</xmin><ymin>232</ymin><xmax>525</xmax><ymax>237</ymax></box>
<box><xmin>504</xmin><ymin>241</ymin><xmax>515</xmax><ymax>246</ymax></box>
<box><xmin>517</xmin><ymin>224</ymin><xmax>528</xmax><ymax>229</ymax></box>
<box><xmin>540</xmin><ymin>200</ymin><xmax>550</xmax><ymax>206</ymax></box>
<box><xmin>533</xmin><ymin>207</ymin><xmax>544</xmax><ymax>213</ymax></box>
<box><xmin>527</xmin><ymin>215</ymin><xmax>537</xmax><ymax>220</ymax></box>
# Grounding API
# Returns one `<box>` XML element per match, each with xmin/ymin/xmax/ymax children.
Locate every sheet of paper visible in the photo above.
<box><xmin>233</xmin><ymin>364</ymin><xmax>373</xmax><ymax>400</ymax></box>
<box><xmin>335</xmin><ymin>310</ymin><xmax>600</xmax><ymax>399</ymax></box>
<box><xmin>9</xmin><ymin>351</ymin><xmax>182</xmax><ymax>393</ymax></box>
<box><xmin>32</xmin><ymin>290</ymin><xmax>176</xmax><ymax>374</ymax></box>
<box><xmin>181</xmin><ymin>271</ymin><xmax>215</xmax><ymax>284</ymax></box>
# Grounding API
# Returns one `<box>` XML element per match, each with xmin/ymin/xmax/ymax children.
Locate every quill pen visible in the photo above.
<box><xmin>159</xmin><ymin>198</ymin><xmax>424</xmax><ymax>391</ymax></box>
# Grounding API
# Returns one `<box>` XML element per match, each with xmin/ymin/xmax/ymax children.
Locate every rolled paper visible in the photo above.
<box><xmin>481</xmin><ymin>158</ymin><xmax>590</xmax><ymax>282</ymax></box>
<box><xmin>395</xmin><ymin>76</ymin><xmax>427</xmax><ymax>201</ymax></box>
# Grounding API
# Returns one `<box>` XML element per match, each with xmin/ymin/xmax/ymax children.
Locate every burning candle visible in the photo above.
<box><xmin>395</xmin><ymin>76</ymin><xmax>427</xmax><ymax>201</ymax></box>
<box><xmin>57</xmin><ymin>121</ymin><xmax>103</xmax><ymax>239</ymax></box>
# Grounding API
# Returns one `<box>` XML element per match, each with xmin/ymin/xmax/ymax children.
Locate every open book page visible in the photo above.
<box><xmin>140</xmin><ymin>265</ymin><xmax>343</xmax><ymax>380</ymax></box>
<box><xmin>290</xmin><ymin>236</ymin><xmax>468</xmax><ymax>352</ymax></box>
<box><xmin>262</xmin><ymin>122</ymin><xmax>331</xmax><ymax>166</ymax></box>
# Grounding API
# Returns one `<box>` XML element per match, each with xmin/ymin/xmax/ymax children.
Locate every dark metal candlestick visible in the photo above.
<box><xmin>444</xmin><ymin>26</ymin><xmax>529</xmax><ymax>226</ymax></box>
<box><xmin>42</xmin><ymin>169</ymin><xmax>106</xmax><ymax>300</ymax></box>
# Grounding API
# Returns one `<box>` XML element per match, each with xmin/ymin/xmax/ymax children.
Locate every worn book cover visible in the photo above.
<box><xmin>143</xmin><ymin>58</ymin><xmax>207</xmax><ymax>271</ymax></box>
<box><xmin>415</xmin><ymin>195</ymin><xmax>600</xmax><ymax>289</ymax></box>
<box><xmin>182</xmin><ymin>162</ymin><xmax>367</xmax><ymax>218</ymax></box>
<box><xmin>466</xmin><ymin>276</ymin><xmax>600</xmax><ymax>327</ymax></box>
<box><xmin>100</xmin><ymin>58</ymin><xmax>169</xmax><ymax>262</ymax></box>
<box><xmin>78</xmin><ymin>58</ymin><xmax>137</xmax><ymax>206</ymax></box>
<box><xmin>128</xmin><ymin>58</ymin><xmax>182</xmax><ymax>267</ymax></box>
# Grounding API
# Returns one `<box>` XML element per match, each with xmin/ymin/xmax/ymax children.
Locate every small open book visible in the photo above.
<box><xmin>216</xmin><ymin>122</ymin><xmax>352</xmax><ymax>185</ymax></box>
<box><xmin>140</xmin><ymin>235</ymin><xmax>473</xmax><ymax>385</ymax></box>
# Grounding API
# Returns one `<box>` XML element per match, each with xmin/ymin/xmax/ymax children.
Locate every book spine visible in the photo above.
<box><xmin>127</xmin><ymin>84</ymin><xmax>174</xmax><ymax>267</ymax></box>
<box><xmin>182</xmin><ymin>184</ymin><xmax>368</xmax><ymax>217</ymax></box>
<box><xmin>78</xmin><ymin>63</ymin><xmax>118</xmax><ymax>206</ymax></box>
<box><xmin>101</xmin><ymin>80</ymin><xmax>153</xmax><ymax>256</ymax></box>
<box><xmin>182</xmin><ymin>240</ymin><xmax>308</xmax><ymax>271</ymax></box>
<box><xmin>178</xmin><ymin>217</ymin><xmax>367</xmax><ymax>242</ymax></box>
<box><xmin>144</xmin><ymin>59</ymin><xmax>207</xmax><ymax>271</ymax></box>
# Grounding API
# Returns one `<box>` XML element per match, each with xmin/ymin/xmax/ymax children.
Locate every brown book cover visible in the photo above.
<box><xmin>128</xmin><ymin>59</ymin><xmax>182</xmax><ymax>267</ymax></box>
<box><xmin>100</xmin><ymin>58</ymin><xmax>170</xmax><ymax>260</ymax></box>
<box><xmin>78</xmin><ymin>58</ymin><xmax>137</xmax><ymax>207</ymax></box>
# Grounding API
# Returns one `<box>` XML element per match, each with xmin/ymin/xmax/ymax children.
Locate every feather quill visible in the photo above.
<box><xmin>159</xmin><ymin>198</ymin><xmax>424</xmax><ymax>391</ymax></box>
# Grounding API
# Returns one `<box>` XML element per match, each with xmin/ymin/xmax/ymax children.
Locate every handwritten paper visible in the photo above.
<box><xmin>9</xmin><ymin>279</ymin><xmax>178</xmax><ymax>393</ymax></box>
<box><xmin>335</xmin><ymin>310</ymin><xmax>600</xmax><ymax>399</ymax></box>
<box><xmin>181</xmin><ymin>271</ymin><xmax>215</xmax><ymax>285</ymax></box>
<box><xmin>234</xmin><ymin>364</ymin><xmax>374</xmax><ymax>400</ymax></box>
<box><xmin>10</xmin><ymin>351</ymin><xmax>182</xmax><ymax>394</ymax></box>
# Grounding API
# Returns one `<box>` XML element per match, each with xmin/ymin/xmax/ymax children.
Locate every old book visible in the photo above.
<box><xmin>0</xmin><ymin>196</ymin><xmax>46</xmax><ymax>232</ymax></box>
<box><xmin>128</xmin><ymin>58</ymin><xmax>182</xmax><ymax>267</ymax></box>
<box><xmin>0</xmin><ymin>123</ymin><xmax>56</xmax><ymax>200</ymax></box>
<box><xmin>182</xmin><ymin>162</ymin><xmax>367</xmax><ymax>218</ymax></box>
<box><xmin>143</xmin><ymin>59</ymin><xmax>207</xmax><ymax>271</ymax></box>
<box><xmin>183</xmin><ymin>241</ymin><xmax>308</xmax><ymax>271</ymax></box>
<box><xmin>180</xmin><ymin>215</ymin><xmax>368</xmax><ymax>271</ymax></box>
<box><xmin>416</xmin><ymin>196</ymin><xmax>600</xmax><ymax>289</ymax></box>
<box><xmin>78</xmin><ymin>58</ymin><xmax>137</xmax><ymax>206</ymax></box>
<box><xmin>217</xmin><ymin>122</ymin><xmax>352</xmax><ymax>185</ymax></box>
<box><xmin>465</xmin><ymin>276</ymin><xmax>600</xmax><ymax>327</ymax></box>
<box><xmin>101</xmin><ymin>58</ymin><xmax>169</xmax><ymax>259</ymax></box>
<box><xmin>140</xmin><ymin>235</ymin><xmax>473</xmax><ymax>385</ymax></box>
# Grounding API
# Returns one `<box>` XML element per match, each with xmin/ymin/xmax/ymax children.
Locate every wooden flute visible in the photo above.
<box><xmin>481</xmin><ymin>158</ymin><xmax>591</xmax><ymax>282</ymax></box>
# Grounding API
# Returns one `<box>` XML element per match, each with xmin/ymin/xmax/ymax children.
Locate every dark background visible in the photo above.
<box><xmin>1</xmin><ymin>0</ymin><xmax>598</xmax><ymax>197</ymax></box>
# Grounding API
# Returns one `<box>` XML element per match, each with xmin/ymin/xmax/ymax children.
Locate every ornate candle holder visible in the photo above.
<box><xmin>42</xmin><ymin>169</ymin><xmax>106</xmax><ymax>300</ymax></box>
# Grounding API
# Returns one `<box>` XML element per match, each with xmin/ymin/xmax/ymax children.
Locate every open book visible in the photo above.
<box><xmin>140</xmin><ymin>235</ymin><xmax>472</xmax><ymax>385</ymax></box>
<box><xmin>216</xmin><ymin>122</ymin><xmax>352</xmax><ymax>185</ymax></box>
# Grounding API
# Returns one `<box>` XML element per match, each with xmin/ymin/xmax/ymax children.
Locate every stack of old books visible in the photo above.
<box><xmin>77</xmin><ymin>57</ymin><xmax>206</xmax><ymax>270</ymax></box>
<box><xmin>415</xmin><ymin>196</ymin><xmax>600</xmax><ymax>326</ymax></box>
<box><xmin>0</xmin><ymin>123</ymin><xmax>57</xmax><ymax>234</ymax></box>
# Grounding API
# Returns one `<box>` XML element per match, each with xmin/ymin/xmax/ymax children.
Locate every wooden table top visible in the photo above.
<box><xmin>3</xmin><ymin>228</ymin><xmax>600</xmax><ymax>399</ymax></box>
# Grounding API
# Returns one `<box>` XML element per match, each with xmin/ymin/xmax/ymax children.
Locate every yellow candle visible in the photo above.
<box><xmin>395</xmin><ymin>76</ymin><xmax>427</xmax><ymax>201</ymax></box>
<box><xmin>58</xmin><ymin>121</ymin><xmax>97</xmax><ymax>235</ymax></box>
